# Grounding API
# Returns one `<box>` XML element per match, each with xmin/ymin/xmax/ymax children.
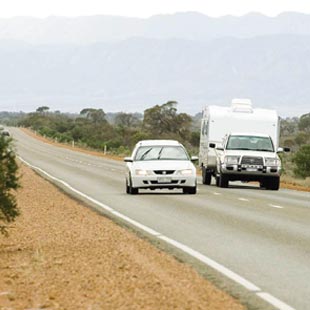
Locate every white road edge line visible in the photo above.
<box><xmin>18</xmin><ymin>156</ymin><xmax>296</xmax><ymax>310</ymax></box>
<box><xmin>257</xmin><ymin>292</ymin><xmax>295</xmax><ymax>310</ymax></box>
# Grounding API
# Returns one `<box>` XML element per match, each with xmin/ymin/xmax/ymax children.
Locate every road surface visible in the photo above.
<box><xmin>11</xmin><ymin>128</ymin><xmax>310</xmax><ymax>310</ymax></box>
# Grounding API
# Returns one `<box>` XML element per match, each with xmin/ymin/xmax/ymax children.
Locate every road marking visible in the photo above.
<box><xmin>238</xmin><ymin>197</ymin><xmax>249</xmax><ymax>202</ymax></box>
<box><xmin>158</xmin><ymin>235</ymin><xmax>260</xmax><ymax>291</ymax></box>
<box><xmin>257</xmin><ymin>292</ymin><xmax>295</xmax><ymax>310</ymax></box>
<box><xmin>269</xmin><ymin>204</ymin><xmax>284</xmax><ymax>209</ymax></box>
<box><xmin>213</xmin><ymin>192</ymin><xmax>222</xmax><ymax>196</ymax></box>
<box><xmin>18</xmin><ymin>156</ymin><xmax>296</xmax><ymax>310</ymax></box>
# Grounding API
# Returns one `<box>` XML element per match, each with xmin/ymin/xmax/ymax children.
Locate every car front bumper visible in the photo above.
<box><xmin>131</xmin><ymin>175</ymin><xmax>197</xmax><ymax>189</ymax></box>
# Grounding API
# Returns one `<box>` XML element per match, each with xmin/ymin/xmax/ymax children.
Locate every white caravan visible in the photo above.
<box><xmin>199</xmin><ymin>99</ymin><xmax>288</xmax><ymax>190</ymax></box>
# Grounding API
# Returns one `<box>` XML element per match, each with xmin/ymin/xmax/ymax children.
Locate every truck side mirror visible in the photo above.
<box><xmin>277</xmin><ymin>147</ymin><xmax>290</xmax><ymax>153</ymax></box>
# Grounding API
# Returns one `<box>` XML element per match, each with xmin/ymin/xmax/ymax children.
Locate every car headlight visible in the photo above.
<box><xmin>179</xmin><ymin>169</ymin><xmax>194</xmax><ymax>175</ymax></box>
<box><xmin>265</xmin><ymin>158</ymin><xmax>280</xmax><ymax>166</ymax></box>
<box><xmin>135</xmin><ymin>169</ymin><xmax>149</xmax><ymax>176</ymax></box>
<box><xmin>224</xmin><ymin>156</ymin><xmax>240</xmax><ymax>165</ymax></box>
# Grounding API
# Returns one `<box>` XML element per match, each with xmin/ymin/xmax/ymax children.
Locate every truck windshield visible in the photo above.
<box><xmin>135</xmin><ymin>146</ymin><xmax>189</xmax><ymax>161</ymax></box>
<box><xmin>226</xmin><ymin>135</ymin><xmax>274</xmax><ymax>152</ymax></box>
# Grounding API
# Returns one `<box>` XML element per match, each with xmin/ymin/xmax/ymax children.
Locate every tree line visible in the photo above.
<box><xmin>15</xmin><ymin>101</ymin><xmax>200</xmax><ymax>155</ymax></box>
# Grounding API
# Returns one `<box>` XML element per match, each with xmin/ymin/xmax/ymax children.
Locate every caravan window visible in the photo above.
<box><xmin>201</xmin><ymin>120</ymin><xmax>209</xmax><ymax>136</ymax></box>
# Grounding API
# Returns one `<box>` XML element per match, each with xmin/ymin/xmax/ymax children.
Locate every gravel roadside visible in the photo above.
<box><xmin>0</xmin><ymin>164</ymin><xmax>244</xmax><ymax>310</ymax></box>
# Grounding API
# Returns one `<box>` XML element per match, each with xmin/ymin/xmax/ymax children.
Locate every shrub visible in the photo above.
<box><xmin>0</xmin><ymin>131</ymin><xmax>20</xmax><ymax>235</ymax></box>
<box><xmin>293</xmin><ymin>144</ymin><xmax>310</xmax><ymax>178</ymax></box>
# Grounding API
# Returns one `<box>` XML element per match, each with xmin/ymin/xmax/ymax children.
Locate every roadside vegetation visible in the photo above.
<box><xmin>1</xmin><ymin>105</ymin><xmax>310</xmax><ymax>187</ymax></box>
<box><xmin>280</xmin><ymin>113</ymin><xmax>310</xmax><ymax>186</ymax></box>
<box><xmin>0</xmin><ymin>128</ymin><xmax>20</xmax><ymax>235</ymax></box>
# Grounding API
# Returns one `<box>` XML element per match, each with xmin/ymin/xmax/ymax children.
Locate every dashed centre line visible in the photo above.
<box><xmin>238</xmin><ymin>197</ymin><xmax>249</xmax><ymax>202</ymax></box>
<box><xmin>269</xmin><ymin>204</ymin><xmax>284</xmax><ymax>209</ymax></box>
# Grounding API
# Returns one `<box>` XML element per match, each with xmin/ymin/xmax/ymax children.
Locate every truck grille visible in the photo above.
<box><xmin>241</xmin><ymin>156</ymin><xmax>263</xmax><ymax>166</ymax></box>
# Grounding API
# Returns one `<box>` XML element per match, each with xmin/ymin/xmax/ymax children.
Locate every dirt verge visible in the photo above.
<box><xmin>0</xmin><ymin>165</ymin><xmax>244</xmax><ymax>310</ymax></box>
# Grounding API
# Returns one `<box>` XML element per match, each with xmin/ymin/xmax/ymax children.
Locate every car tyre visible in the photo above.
<box><xmin>128</xmin><ymin>177</ymin><xmax>139</xmax><ymax>195</ymax></box>
<box><xmin>183</xmin><ymin>186</ymin><xmax>197</xmax><ymax>194</ymax></box>
<box><xmin>126</xmin><ymin>179</ymin><xmax>130</xmax><ymax>194</ymax></box>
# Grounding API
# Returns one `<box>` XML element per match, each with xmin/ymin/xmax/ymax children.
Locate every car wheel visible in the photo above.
<box><xmin>130</xmin><ymin>187</ymin><xmax>139</xmax><ymax>195</ymax></box>
<box><xmin>183</xmin><ymin>186</ymin><xmax>197</xmax><ymax>194</ymax></box>
<box><xmin>129</xmin><ymin>177</ymin><xmax>139</xmax><ymax>195</ymax></box>
<box><xmin>126</xmin><ymin>179</ymin><xmax>130</xmax><ymax>194</ymax></box>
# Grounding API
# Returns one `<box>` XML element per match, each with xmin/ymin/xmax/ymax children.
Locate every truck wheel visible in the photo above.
<box><xmin>259</xmin><ymin>179</ymin><xmax>267</xmax><ymax>189</ymax></box>
<box><xmin>202</xmin><ymin>167</ymin><xmax>212</xmax><ymax>185</ymax></box>
<box><xmin>266</xmin><ymin>177</ymin><xmax>280</xmax><ymax>191</ymax></box>
<box><xmin>219</xmin><ymin>174</ymin><xmax>229</xmax><ymax>188</ymax></box>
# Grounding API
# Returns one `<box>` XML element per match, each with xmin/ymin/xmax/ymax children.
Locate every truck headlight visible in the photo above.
<box><xmin>224</xmin><ymin>156</ymin><xmax>240</xmax><ymax>165</ymax></box>
<box><xmin>265</xmin><ymin>158</ymin><xmax>280</xmax><ymax>166</ymax></box>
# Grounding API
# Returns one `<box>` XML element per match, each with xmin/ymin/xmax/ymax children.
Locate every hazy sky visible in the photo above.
<box><xmin>0</xmin><ymin>0</ymin><xmax>310</xmax><ymax>18</ymax></box>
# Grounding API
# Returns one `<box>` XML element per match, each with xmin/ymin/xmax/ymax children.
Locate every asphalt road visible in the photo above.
<box><xmin>11</xmin><ymin>128</ymin><xmax>310</xmax><ymax>310</ymax></box>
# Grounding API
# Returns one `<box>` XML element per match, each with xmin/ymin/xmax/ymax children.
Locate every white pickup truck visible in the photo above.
<box><xmin>210</xmin><ymin>132</ymin><xmax>289</xmax><ymax>190</ymax></box>
<box><xmin>199</xmin><ymin>99</ymin><xmax>289</xmax><ymax>190</ymax></box>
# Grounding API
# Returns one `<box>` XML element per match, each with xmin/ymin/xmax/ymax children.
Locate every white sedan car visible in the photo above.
<box><xmin>124</xmin><ymin>140</ymin><xmax>197</xmax><ymax>194</ymax></box>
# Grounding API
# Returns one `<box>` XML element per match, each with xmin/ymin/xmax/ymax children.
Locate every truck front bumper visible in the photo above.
<box><xmin>221</xmin><ymin>164</ymin><xmax>281</xmax><ymax>177</ymax></box>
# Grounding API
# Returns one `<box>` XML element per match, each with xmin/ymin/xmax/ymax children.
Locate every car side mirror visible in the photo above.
<box><xmin>209</xmin><ymin>143</ymin><xmax>216</xmax><ymax>148</ymax></box>
<box><xmin>124</xmin><ymin>157</ymin><xmax>133</xmax><ymax>162</ymax></box>
<box><xmin>191</xmin><ymin>156</ymin><xmax>198</xmax><ymax>162</ymax></box>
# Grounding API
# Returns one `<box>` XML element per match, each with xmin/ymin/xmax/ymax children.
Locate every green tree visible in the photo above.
<box><xmin>298</xmin><ymin>113</ymin><xmax>310</xmax><ymax>132</ymax></box>
<box><xmin>143</xmin><ymin>101</ymin><xmax>192</xmax><ymax>139</ymax></box>
<box><xmin>80</xmin><ymin>108</ymin><xmax>107</xmax><ymax>125</ymax></box>
<box><xmin>114</xmin><ymin>112</ymin><xmax>141</xmax><ymax>128</ymax></box>
<box><xmin>293</xmin><ymin>144</ymin><xmax>310</xmax><ymax>178</ymax></box>
<box><xmin>0</xmin><ymin>131</ymin><xmax>20</xmax><ymax>235</ymax></box>
<box><xmin>36</xmin><ymin>106</ymin><xmax>50</xmax><ymax>114</ymax></box>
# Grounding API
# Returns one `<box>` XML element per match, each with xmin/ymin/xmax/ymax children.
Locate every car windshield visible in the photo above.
<box><xmin>226</xmin><ymin>135</ymin><xmax>274</xmax><ymax>152</ymax></box>
<box><xmin>134</xmin><ymin>146</ymin><xmax>189</xmax><ymax>161</ymax></box>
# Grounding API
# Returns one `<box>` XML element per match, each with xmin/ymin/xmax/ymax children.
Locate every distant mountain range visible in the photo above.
<box><xmin>0</xmin><ymin>12</ymin><xmax>310</xmax><ymax>116</ymax></box>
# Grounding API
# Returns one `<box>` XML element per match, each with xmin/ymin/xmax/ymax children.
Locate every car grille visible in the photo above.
<box><xmin>241</xmin><ymin>156</ymin><xmax>263</xmax><ymax>166</ymax></box>
<box><xmin>153</xmin><ymin>170</ymin><xmax>175</xmax><ymax>175</ymax></box>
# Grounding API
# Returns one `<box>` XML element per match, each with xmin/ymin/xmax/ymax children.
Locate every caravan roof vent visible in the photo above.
<box><xmin>231</xmin><ymin>98</ymin><xmax>253</xmax><ymax>113</ymax></box>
